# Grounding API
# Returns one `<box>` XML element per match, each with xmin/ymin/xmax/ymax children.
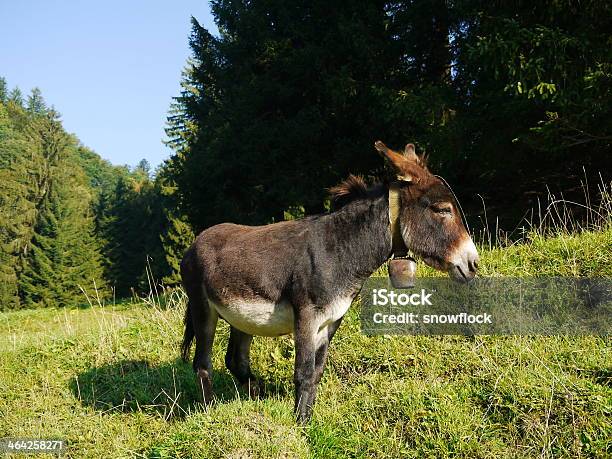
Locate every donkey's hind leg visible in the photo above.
<box><xmin>189</xmin><ymin>287</ymin><xmax>219</xmax><ymax>404</ymax></box>
<box><xmin>225</xmin><ymin>326</ymin><xmax>262</xmax><ymax>398</ymax></box>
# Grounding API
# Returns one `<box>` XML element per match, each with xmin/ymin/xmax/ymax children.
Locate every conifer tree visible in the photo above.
<box><xmin>0</xmin><ymin>77</ymin><xmax>7</xmax><ymax>104</ymax></box>
<box><xmin>0</xmin><ymin>103</ymin><xmax>39</xmax><ymax>309</ymax></box>
<box><xmin>8</xmin><ymin>87</ymin><xmax>23</xmax><ymax>107</ymax></box>
<box><xmin>26</xmin><ymin>88</ymin><xmax>47</xmax><ymax>114</ymax></box>
<box><xmin>19</xmin><ymin>170</ymin><xmax>105</xmax><ymax>307</ymax></box>
<box><xmin>100</xmin><ymin>172</ymin><xmax>169</xmax><ymax>296</ymax></box>
<box><xmin>160</xmin><ymin>210</ymin><xmax>193</xmax><ymax>286</ymax></box>
<box><xmin>155</xmin><ymin>171</ymin><xmax>194</xmax><ymax>286</ymax></box>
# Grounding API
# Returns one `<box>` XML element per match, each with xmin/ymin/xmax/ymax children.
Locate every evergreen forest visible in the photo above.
<box><xmin>2</xmin><ymin>1</ymin><xmax>611</xmax><ymax>310</ymax></box>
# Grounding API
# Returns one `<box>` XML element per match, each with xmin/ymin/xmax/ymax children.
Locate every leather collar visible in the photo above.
<box><xmin>388</xmin><ymin>182</ymin><xmax>408</xmax><ymax>258</ymax></box>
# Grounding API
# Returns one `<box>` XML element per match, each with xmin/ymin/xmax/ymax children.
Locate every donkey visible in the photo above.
<box><xmin>180</xmin><ymin>141</ymin><xmax>479</xmax><ymax>423</ymax></box>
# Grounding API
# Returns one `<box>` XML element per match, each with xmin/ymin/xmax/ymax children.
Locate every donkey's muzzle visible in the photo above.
<box><xmin>449</xmin><ymin>238</ymin><xmax>480</xmax><ymax>283</ymax></box>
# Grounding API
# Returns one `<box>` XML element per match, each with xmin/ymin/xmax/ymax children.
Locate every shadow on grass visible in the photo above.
<box><xmin>70</xmin><ymin>359</ymin><xmax>270</xmax><ymax>420</ymax></box>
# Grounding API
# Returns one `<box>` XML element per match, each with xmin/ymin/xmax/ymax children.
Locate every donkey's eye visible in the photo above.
<box><xmin>431</xmin><ymin>204</ymin><xmax>452</xmax><ymax>214</ymax></box>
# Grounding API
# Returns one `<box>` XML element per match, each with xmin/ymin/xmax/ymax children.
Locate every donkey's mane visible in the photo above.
<box><xmin>328</xmin><ymin>174</ymin><xmax>384</xmax><ymax>210</ymax></box>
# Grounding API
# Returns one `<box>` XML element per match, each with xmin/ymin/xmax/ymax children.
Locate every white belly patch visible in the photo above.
<box><xmin>211</xmin><ymin>300</ymin><xmax>295</xmax><ymax>337</ymax></box>
<box><xmin>210</xmin><ymin>296</ymin><xmax>353</xmax><ymax>338</ymax></box>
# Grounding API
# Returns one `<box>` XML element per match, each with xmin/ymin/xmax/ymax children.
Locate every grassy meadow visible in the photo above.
<box><xmin>1</xmin><ymin>216</ymin><xmax>611</xmax><ymax>458</ymax></box>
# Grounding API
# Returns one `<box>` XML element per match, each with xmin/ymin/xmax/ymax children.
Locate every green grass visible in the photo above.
<box><xmin>1</xmin><ymin>225</ymin><xmax>611</xmax><ymax>458</ymax></box>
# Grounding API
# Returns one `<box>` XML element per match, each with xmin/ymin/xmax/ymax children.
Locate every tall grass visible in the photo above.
<box><xmin>476</xmin><ymin>175</ymin><xmax>611</xmax><ymax>251</ymax></box>
<box><xmin>474</xmin><ymin>178</ymin><xmax>612</xmax><ymax>278</ymax></box>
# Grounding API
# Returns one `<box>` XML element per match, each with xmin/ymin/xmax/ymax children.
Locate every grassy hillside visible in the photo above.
<box><xmin>1</xmin><ymin>226</ymin><xmax>611</xmax><ymax>458</ymax></box>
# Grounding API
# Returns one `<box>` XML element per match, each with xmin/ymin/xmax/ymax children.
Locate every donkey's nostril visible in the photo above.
<box><xmin>468</xmin><ymin>257</ymin><xmax>479</xmax><ymax>273</ymax></box>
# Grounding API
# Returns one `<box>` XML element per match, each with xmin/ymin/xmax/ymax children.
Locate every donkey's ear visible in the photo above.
<box><xmin>374</xmin><ymin>140</ymin><xmax>391</xmax><ymax>156</ymax></box>
<box><xmin>374</xmin><ymin>141</ymin><xmax>414</xmax><ymax>182</ymax></box>
<box><xmin>404</xmin><ymin>143</ymin><xmax>418</xmax><ymax>161</ymax></box>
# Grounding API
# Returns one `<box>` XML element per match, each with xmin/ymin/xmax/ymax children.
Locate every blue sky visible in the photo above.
<box><xmin>0</xmin><ymin>1</ymin><xmax>217</xmax><ymax>170</ymax></box>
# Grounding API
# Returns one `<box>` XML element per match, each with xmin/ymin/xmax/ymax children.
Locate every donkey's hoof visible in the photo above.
<box><xmin>241</xmin><ymin>379</ymin><xmax>264</xmax><ymax>399</ymax></box>
<box><xmin>197</xmin><ymin>369</ymin><xmax>215</xmax><ymax>404</ymax></box>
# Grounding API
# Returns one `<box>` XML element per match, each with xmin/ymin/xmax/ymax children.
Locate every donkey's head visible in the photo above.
<box><xmin>375</xmin><ymin>141</ymin><xmax>479</xmax><ymax>283</ymax></box>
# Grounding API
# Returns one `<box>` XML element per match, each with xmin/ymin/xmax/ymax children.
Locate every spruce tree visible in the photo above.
<box><xmin>0</xmin><ymin>103</ymin><xmax>39</xmax><ymax>309</ymax></box>
<box><xmin>160</xmin><ymin>211</ymin><xmax>193</xmax><ymax>286</ymax></box>
<box><xmin>8</xmin><ymin>87</ymin><xmax>23</xmax><ymax>107</ymax></box>
<box><xmin>100</xmin><ymin>173</ymin><xmax>167</xmax><ymax>296</ymax></box>
<box><xmin>153</xmin><ymin>167</ymin><xmax>191</xmax><ymax>286</ymax></box>
<box><xmin>0</xmin><ymin>77</ymin><xmax>7</xmax><ymax>104</ymax></box>
<box><xmin>166</xmin><ymin>4</ymin><xmax>400</xmax><ymax>230</ymax></box>
<box><xmin>20</xmin><ymin>150</ymin><xmax>106</xmax><ymax>308</ymax></box>
<box><xmin>6</xmin><ymin>108</ymin><xmax>108</xmax><ymax>308</ymax></box>
<box><xmin>26</xmin><ymin>88</ymin><xmax>47</xmax><ymax>114</ymax></box>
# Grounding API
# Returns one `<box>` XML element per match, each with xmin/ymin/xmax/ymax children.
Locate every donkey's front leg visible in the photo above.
<box><xmin>313</xmin><ymin>317</ymin><xmax>343</xmax><ymax>386</ymax></box>
<box><xmin>293</xmin><ymin>311</ymin><xmax>318</xmax><ymax>424</ymax></box>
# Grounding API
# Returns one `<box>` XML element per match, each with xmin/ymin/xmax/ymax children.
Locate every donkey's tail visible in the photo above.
<box><xmin>181</xmin><ymin>300</ymin><xmax>195</xmax><ymax>362</ymax></box>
